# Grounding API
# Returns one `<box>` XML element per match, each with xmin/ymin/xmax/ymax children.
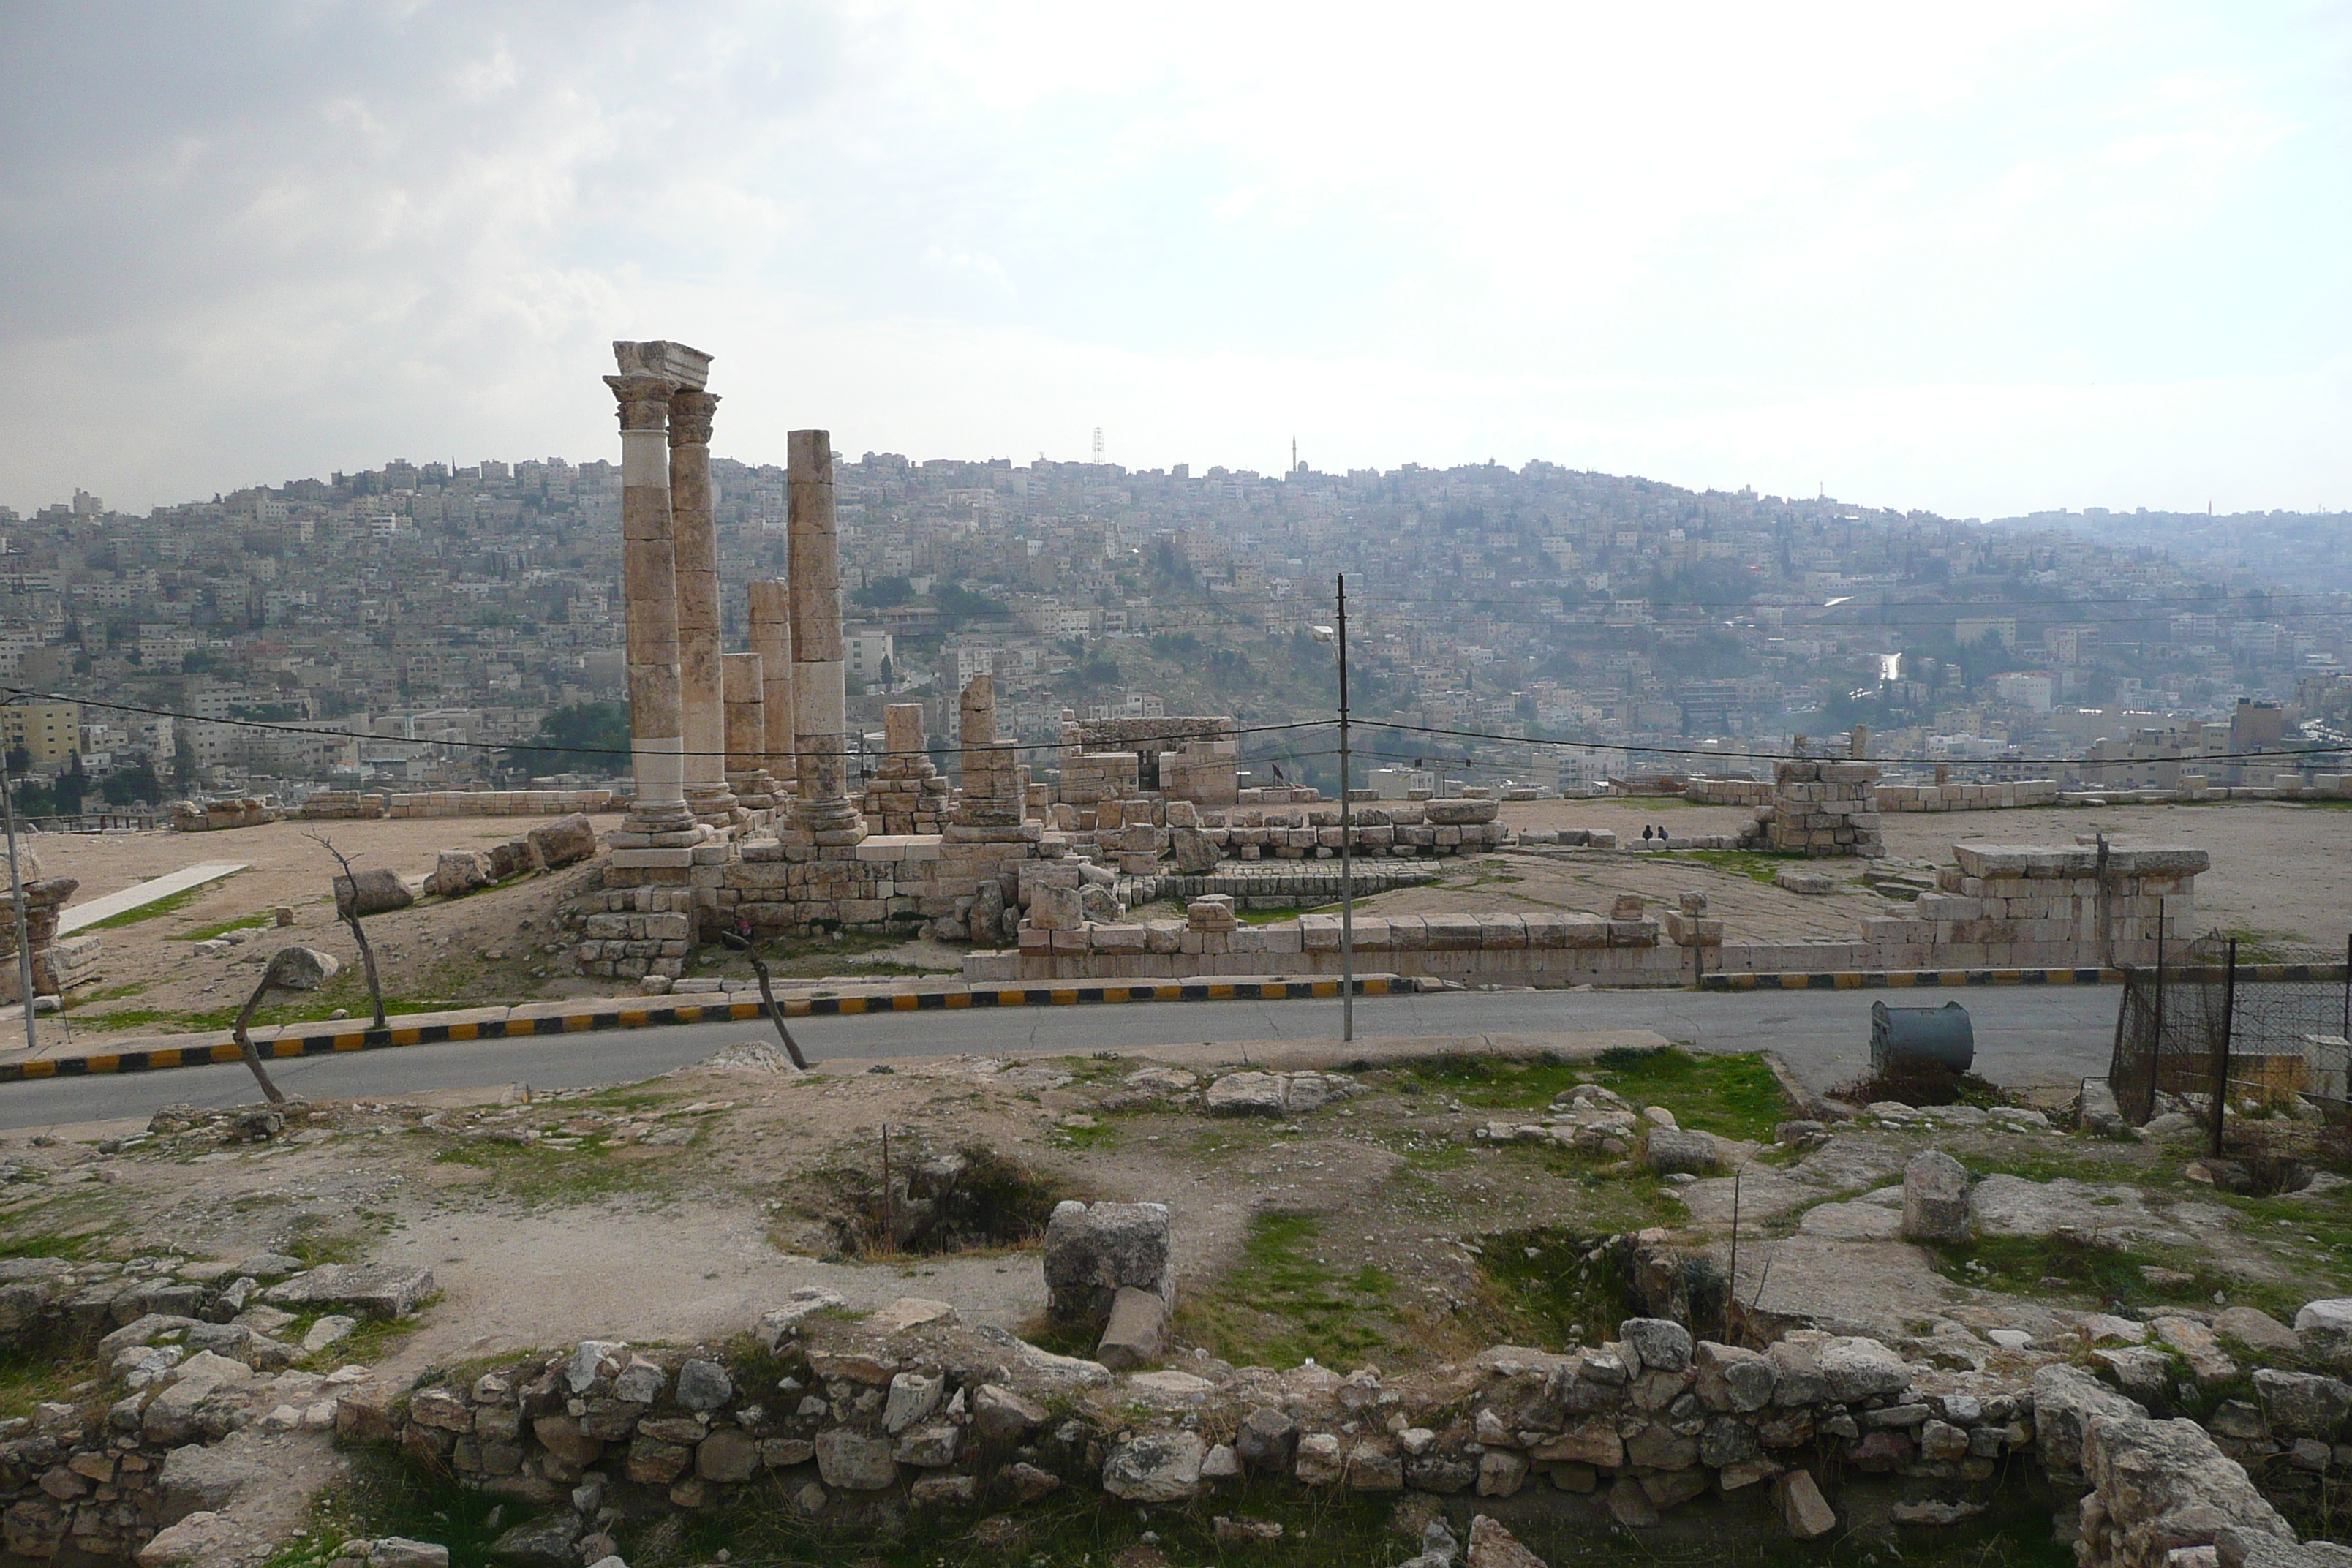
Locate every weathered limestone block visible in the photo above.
<box><xmin>334</xmin><ymin>868</ymin><xmax>415</xmax><ymax>919</ymax></box>
<box><xmin>1043</xmin><ymin>1201</ymin><xmax>1172</xmax><ymax>1327</ymax></box>
<box><xmin>1901</xmin><ymin>1149</ymin><xmax>1972</xmax><ymax>1242</ymax></box>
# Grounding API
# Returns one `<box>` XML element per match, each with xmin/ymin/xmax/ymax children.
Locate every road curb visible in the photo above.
<box><xmin>3</xmin><ymin>975</ymin><xmax>1405</xmax><ymax>1084</ymax></box>
<box><xmin>1698</xmin><ymin>961</ymin><xmax>2348</xmax><ymax>992</ymax></box>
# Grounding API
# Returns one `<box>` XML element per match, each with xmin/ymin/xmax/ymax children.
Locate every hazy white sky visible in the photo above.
<box><xmin>4</xmin><ymin>2</ymin><xmax>2347</xmax><ymax>519</ymax></box>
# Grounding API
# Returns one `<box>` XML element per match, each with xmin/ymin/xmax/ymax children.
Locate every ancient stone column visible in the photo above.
<box><xmin>603</xmin><ymin>353</ymin><xmax>692</xmax><ymax>835</ymax></box>
<box><xmin>951</xmin><ymin>673</ymin><xmax>1024</xmax><ymax>830</ymax></box>
<box><xmin>668</xmin><ymin>387</ymin><xmax>736</xmax><ymax>824</ymax></box>
<box><xmin>959</xmin><ymin>673</ymin><xmax>996</xmax><ymax>749</ymax></box>
<box><xmin>723</xmin><ymin>652</ymin><xmax>775</xmax><ymax>808</ymax></box>
<box><xmin>746</xmin><ymin>578</ymin><xmax>796</xmax><ymax>792</ymax></box>
<box><xmin>883</xmin><ymin>702</ymin><xmax>926</xmax><ymax>758</ymax></box>
<box><xmin>787</xmin><ymin>429</ymin><xmax>859</xmax><ymax>835</ymax></box>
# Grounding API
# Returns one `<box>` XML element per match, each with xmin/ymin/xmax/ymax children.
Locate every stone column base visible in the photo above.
<box><xmin>685</xmin><ymin>782</ymin><xmax>742</xmax><ymax>828</ymax></box>
<box><xmin>615</xmin><ymin>799</ymin><xmax>706</xmax><ymax>844</ymax></box>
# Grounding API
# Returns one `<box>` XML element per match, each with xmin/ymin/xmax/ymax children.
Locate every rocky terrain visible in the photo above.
<box><xmin>0</xmin><ymin>1025</ymin><xmax>2342</xmax><ymax>1568</ymax></box>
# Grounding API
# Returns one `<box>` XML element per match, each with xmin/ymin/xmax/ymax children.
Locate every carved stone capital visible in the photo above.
<box><xmin>668</xmin><ymin>389</ymin><xmax>720</xmax><ymax>448</ymax></box>
<box><xmin>612</xmin><ymin>339</ymin><xmax>712</xmax><ymax>388</ymax></box>
<box><xmin>605</xmin><ymin>374</ymin><xmax>678</xmax><ymax>433</ymax></box>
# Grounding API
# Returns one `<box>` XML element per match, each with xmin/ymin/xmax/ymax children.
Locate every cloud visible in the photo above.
<box><xmin>0</xmin><ymin>0</ymin><xmax>2345</xmax><ymax>516</ymax></box>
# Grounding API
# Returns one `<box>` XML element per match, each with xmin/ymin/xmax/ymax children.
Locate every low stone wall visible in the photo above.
<box><xmin>1683</xmin><ymin>778</ymin><xmax>1774</xmax><ymax>807</ymax></box>
<box><xmin>0</xmin><ymin>1228</ymin><xmax>437</xmax><ymax>1564</ymax></box>
<box><xmin>1123</xmin><ymin>864</ymin><xmax>1444</xmax><ymax>911</ymax></box>
<box><xmin>0</xmin><ymin>864</ymin><xmax>97</xmax><ymax>1003</ymax></box>
<box><xmin>167</xmin><ymin>799</ymin><xmax>276</xmax><ymax>833</ymax></box>
<box><xmin>1746</xmin><ymin>763</ymin><xmax>1883</xmax><ymax>859</ymax></box>
<box><xmin>1860</xmin><ymin>844</ymin><xmax>2200</xmax><ymax>972</ymax></box>
<box><xmin>296</xmin><ymin>791</ymin><xmax>623</xmax><ymax>821</ymax></box>
<box><xmin>1878</xmin><ymin>781</ymin><xmax>2064</xmax><ymax>812</ymax></box>
<box><xmin>1187</xmin><ymin>799</ymin><xmax>1509</xmax><ymax>861</ymax></box>
<box><xmin>988</xmin><ymin>843</ymin><xmax>2208</xmax><ymax>985</ymax></box>
<box><xmin>348</xmin><ymin>1305</ymin><xmax>2350</xmax><ymax>1567</ymax></box>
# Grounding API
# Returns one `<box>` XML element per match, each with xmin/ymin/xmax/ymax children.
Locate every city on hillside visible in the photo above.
<box><xmin>1</xmin><ymin>456</ymin><xmax>2348</xmax><ymax>819</ymax></box>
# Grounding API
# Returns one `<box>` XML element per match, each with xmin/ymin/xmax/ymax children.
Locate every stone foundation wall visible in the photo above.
<box><xmin>0</xmin><ymin>870</ymin><xmax>97</xmax><ymax>1004</ymax></box>
<box><xmin>167</xmin><ymin>799</ymin><xmax>276</xmax><ymax>832</ymax></box>
<box><xmin>985</xmin><ymin>843</ymin><xmax>2207</xmax><ymax>985</ymax></box>
<box><xmin>1746</xmin><ymin>763</ymin><xmax>1883</xmax><ymax>859</ymax></box>
<box><xmin>298</xmin><ymin>791</ymin><xmax>622</xmax><ymax>821</ymax></box>
<box><xmin>1858</xmin><ymin>845</ymin><xmax>2201</xmax><ymax>972</ymax></box>
<box><xmin>350</xmin><ymin>1306</ymin><xmax>2348</xmax><ymax>1568</ymax></box>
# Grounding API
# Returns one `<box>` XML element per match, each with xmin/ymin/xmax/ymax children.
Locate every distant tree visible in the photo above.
<box><xmin>102</xmin><ymin>761</ymin><xmax>160</xmax><ymax>807</ymax></box>
<box><xmin>171</xmin><ymin>730</ymin><xmax>197</xmax><ymax>787</ymax></box>
<box><xmin>852</xmin><ymin>576</ymin><xmax>913</xmax><ymax>609</ymax></box>
<box><xmin>181</xmin><ymin>649</ymin><xmax>215</xmax><ymax>674</ymax></box>
<box><xmin>877</xmin><ymin>655</ymin><xmax>894</xmax><ymax>690</ymax></box>
<box><xmin>934</xmin><ymin>584</ymin><xmax>1010</xmax><ymax>626</ymax></box>
<box><xmin>53</xmin><ymin>758</ymin><xmax>86</xmax><ymax>818</ymax></box>
<box><xmin>502</xmin><ymin>701</ymin><xmax>631</xmax><ymax>777</ymax></box>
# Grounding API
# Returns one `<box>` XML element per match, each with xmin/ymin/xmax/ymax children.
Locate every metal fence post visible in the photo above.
<box><xmin>2212</xmin><ymin>936</ymin><xmax>2236</xmax><ymax>1158</ymax></box>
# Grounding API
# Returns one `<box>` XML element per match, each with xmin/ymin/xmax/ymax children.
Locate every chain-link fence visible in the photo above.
<box><xmin>2108</xmin><ymin>932</ymin><xmax>2351</xmax><ymax>1131</ymax></box>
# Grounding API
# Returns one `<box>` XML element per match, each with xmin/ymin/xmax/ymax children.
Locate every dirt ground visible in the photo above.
<box><xmin>1883</xmin><ymin>799</ymin><xmax>2352</xmax><ymax>957</ymax></box>
<box><xmin>26</xmin><ymin>798</ymin><xmax>2352</xmax><ymax>1050</ymax></box>
<box><xmin>27</xmin><ymin>818</ymin><xmax>962</xmax><ymax>1047</ymax></box>
<box><xmin>9</xmin><ymin>1029</ymin><xmax>2345</xmax><ymax>1398</ymax></box>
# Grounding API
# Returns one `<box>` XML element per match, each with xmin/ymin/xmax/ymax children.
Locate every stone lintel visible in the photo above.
<box><xmin>613</xmin><ymin>339</ymin><xmax>712</xmax><ymax>388</ymax></box>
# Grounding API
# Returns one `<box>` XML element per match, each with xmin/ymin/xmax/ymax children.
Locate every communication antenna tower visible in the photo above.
<box><xmin>1092</xmin><ymin>427</ymin><xmax>1104</xmax><ymax>464</ymax></box>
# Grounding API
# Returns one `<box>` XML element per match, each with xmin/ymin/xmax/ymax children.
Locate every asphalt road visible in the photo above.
<box><xmin>0</xmin><ymin>985</ymin><xmax>2122</xmax><ymax>1131</ymax></box>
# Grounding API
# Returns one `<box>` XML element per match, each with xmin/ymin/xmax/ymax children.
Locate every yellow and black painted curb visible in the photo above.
<box><xmin>1700</xmin><ymin>961</ymin><xmax>2348</xmax><ymax>992</ymax></box>
<box><xmin>1</xmin><ymin>975</ymin><xmax>1402</xmax><ymax>1085</ymax></box>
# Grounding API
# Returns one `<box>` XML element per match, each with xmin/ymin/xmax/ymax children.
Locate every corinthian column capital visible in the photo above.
<box><xmin>668</xmin><ymin>389</ymin><xmax>719</xmax><ymax>448</ymax></box>
<box><xmin>604</xmin><ymin>374</ymin><xmax>679</xmax><ymax>433</ymax></box>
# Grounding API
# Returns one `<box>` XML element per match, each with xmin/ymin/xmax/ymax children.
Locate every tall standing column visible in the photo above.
<box><xmin>788</xmin><ymin>429</ymin><xmax>859</xmax><ymax>835</ymax></box>
<box><xmin>747</xmin><ymin>579</ymin><xmax>796</xmax><ymax>791</ymax></box>
<box><xmin>722</xmin><ymin>651</ymin><xmax>775</xmax><ymax>808</ymax></box>
<box><xmin>604</xmin><ymin>364</ymin><xmax>692</xmax><ymax>835</ymax></box>
<box><xmin>668</xmin><ymin>387</ymin><xmax>736</xmax><ymax>824</ymax></box>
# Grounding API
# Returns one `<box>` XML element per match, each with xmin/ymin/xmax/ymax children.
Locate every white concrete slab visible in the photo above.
<box><xmin>56</xmin><ymin>862</ymin><xmax>247</xmax><ymax>935</ymax></box>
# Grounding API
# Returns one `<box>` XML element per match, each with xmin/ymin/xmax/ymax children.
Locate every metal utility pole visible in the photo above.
<box><xmin>1313</xmin><ymin>581</ymin><xmax>1356</xmax><ymax>1041</ymax></box>
<box><xmin>2212</xmin><ymin>936</ymin><xmax>2237</xmax><ymax>1158</ymax></box>
<box><xmin>1337</xmin><ymin>575</ymin><xmax>1354</xmax><ymax>1043</ymax></box>
<box><xmin>1</xmin><ymin>735</ymin><xmax>35</xmax><ymax>1055</ymax></box>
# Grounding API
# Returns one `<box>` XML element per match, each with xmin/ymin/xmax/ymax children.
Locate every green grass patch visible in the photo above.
<box><xmin>178</xmin><ymin>912</ymin><xmax>275</xmax><ymax>941</ymax></box>
<box><xmin>78</xmin><ymin>994</ymin><xmax>449</xmax><ymax>1034</ymax></box>
<box><xmin>0</xmin><ymin>1345</ymin><xmax>105</xmax><ymax>1422</ymax></box>
<box><xmin>0</xmin><ymin>1230</ymin><xmax>97</xmax><ymax>1262</ymax></box>
<box><xmin>431</xmin><ymin>1135</ymin><xmax>673</xmax><ymax>1206</ymax></box>
<box><xmin>1927</xmin><ymin>1232</ymin><xmax>2225</xmax><ymax>1309</ymax></box>
<box><xmin>84</xmin><ymin>882</ymin><xmax>223</xmax><ymax>929</ymax></box>
<box><xmin>695</xmin><ymin>927</ymin><xmax>935</xmax><ymax>981</ymax></box>
<box><xmin>1476</xmin><ymin>1226</ymin><xmax>1641</xmax><ymax>1349</ymax></box>
<box><xmin>1180</xmin><ymin>1212</ymin><xmax>1397</xmax><ymax>1371</ymax></box>
<box><xmin>294</xmin><ymin>1450</ymin><xmax>519</xmax><ymax>1568</ymax></box>
<box><xmin>480</xmin><ymin>1436</ymin><xmax>2076</xmax><ymax>1568</ymax></box>
<box><xmin>1667</xmin><ymin>848</ymin><xmax>1815</xmax><ymax>885</ymax></box>
<box><xmin>1398</xmin><ymin>1045</ymin><xmax>1790</xmax><ymax>1142</ymax></box>
<box><xmin>1240</xmin><ymin>903</ymin><xmax>1331</xmax><ymax>925</ymax></box>
<box><xmin>1049</xmin><ymin>1118</ymin><xmax>1121</xmax><ymax>1151</ymax></box>
<box><xmin>281</xmin><ymin>1306</ymin><xmax>429</xmax><ymax>1371</ymax></box>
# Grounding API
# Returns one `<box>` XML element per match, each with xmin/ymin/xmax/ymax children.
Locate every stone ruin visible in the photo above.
<box><xmin>0</xmin><ymin>845</ymin><xmax>98</xmax><ymax>1006</ymax></box>
<box><xmin>562</xmin><ymin>338</ymin><xmax>2214</xmax><ymax>995</ymax></box>
<box><xmin>317</xmin><ymin>1289</ymin><xmax>2352</xmax><ymax>1568</ymax></box>
<box><xmin>567</xmin><ymin>339</ymin><xmax>1511</xmax><ymax>984</ymax></box>
<box><xmin>1738</xmin><ymin>761</ymin><xmax>1885</xmax><ymax>859</ymax></box>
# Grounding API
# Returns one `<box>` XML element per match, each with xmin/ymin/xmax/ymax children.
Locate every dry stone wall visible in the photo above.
<box><xmin>987</xmin><ymin>843</ymin><xmax>2205</xmax><ymax>984</ymax></box>
<box><xmin>349</xmin><ymin>1303</ymin><xmax>2351</xmax><ymax>1567</ymax></box>
<box><xmin>297</xmin><ymin>791</ymin><xmax>622</xmax><ymax>821</ymax></box>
